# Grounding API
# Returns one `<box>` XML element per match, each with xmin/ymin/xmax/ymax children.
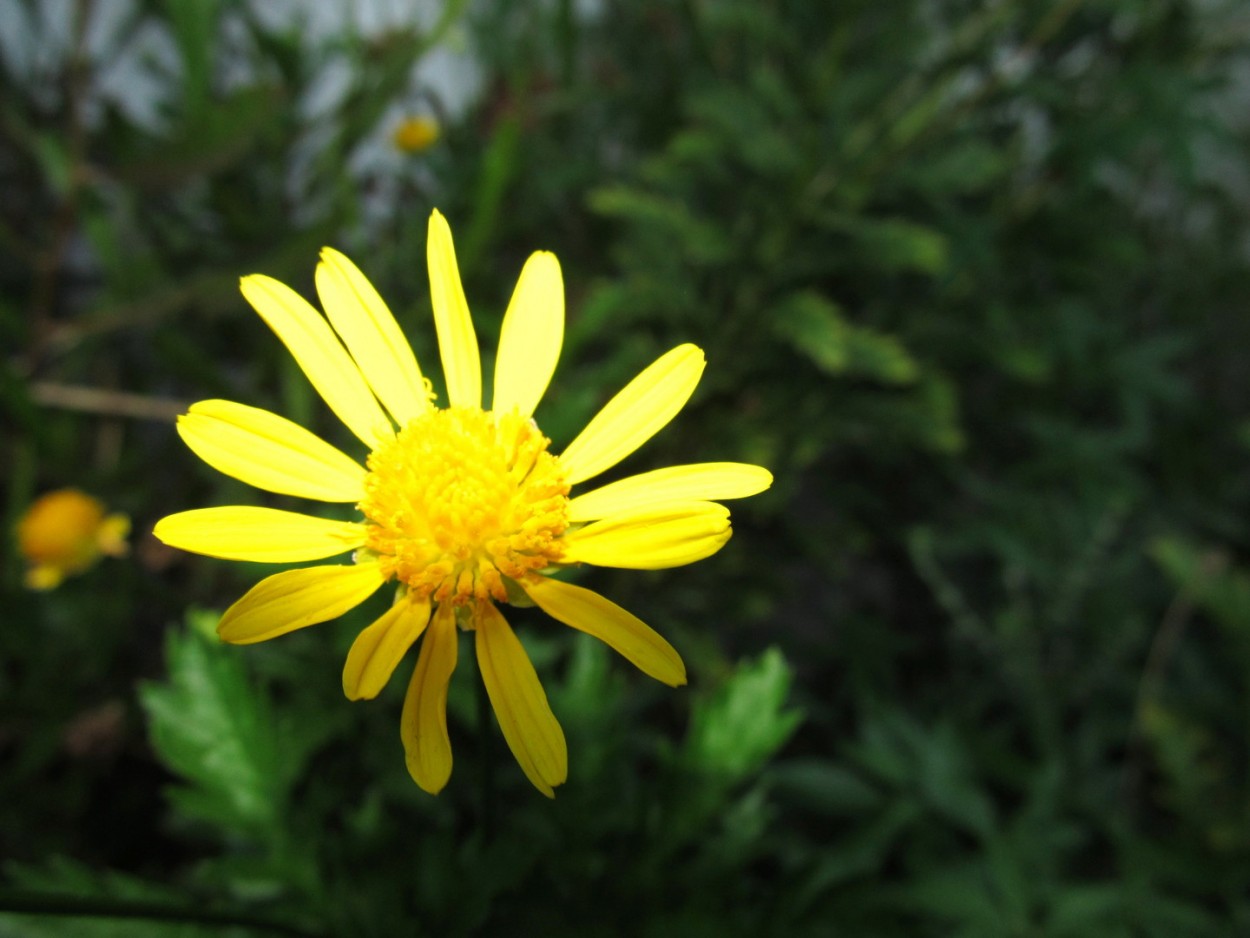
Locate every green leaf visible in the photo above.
<box><xmin>138</xmin><ymin>610</ymin><xmax>318</xmax><ymax>837</ymax></box>
<box><xmin>859</xmin><ymin>218</ymin><xmax>949</xmax><ymax>275</ymax></box>
<box><xmin>685</xmin><ymin>86</ymin><xmax>802</xmax><ymax>177</ymax></box>
<box><xmin>814</xmin><ymin>213</ymin><xmax>951</xmax><ymax>275</ymax></box>
<box><xmin>771</xmin><ymin>759</ymin><xmax>883</xmax><ymax>816</ymax></box>
<box><xmin>1150</xmin><ymin>537</ymin><xmax>1250</xmax><ymax>638</ymax></box>
<box><xmin>770</xmin><ymin>291</ymin><xmax>850</xmax><ymax>373</ymax></box>
<box><xmin>771</xmin><ymin>290</ymin><xmax>918</xmax><ymax>384</ymax></box>
<box><xmin>587</xmin><ymin>187</ymin><xmax>733</xmax><ymax>265</ymax></box>
<box><xmin>1045</xmin><ymin>884</ymin><xmax>1129</xmax><ymax>936</ymax></box>
<box><xmin>911</xmin><ymin>139</ymin><xmax>1008</xmax><ymax>194</ymax></box>
<box><xmin>458</xmin><ymin>115</ymin><xmax>522</xmax><ymax>273</ymax></box>
<box><xmin>0</xmin><ymin>858</ymin><xmax>217</xmax><ymax>937</ymax></box>
<box><xmin>793</xmin><ymin>800</ymin><xmax>924</xmax><ymax>903</ymax></box>
<box><xmin>161</xmin><ymin>0</ymin><xmax>218</xmax><ymax>121</ymax></box>
<box><xmin>31</xmin><ymin>133</ymin><xmax>73</xmax><ymax>199</ymax></box>
<box><xmin>684</xmin><ymin>647</ymin><xmax>802</xmax><ymax>779</ymax></box>
<box><xmin>901</xmin><ymin>859</ymin><xmax>1025</xmax><ymax>932</ymax></box>
<box><xmin>1128</xmin><ymin>892</ymin><xmax>1228</xmax><ymax>938</ymax></box>
<box><xmin>1138</xmin><ymin>701</ymin><xmax>1228</xmax><ymax>826</ymax></box>
<box><xmin>849</xmin><ymin>709</ymin><xmax>996</xmax><ymax>838</ymax></box>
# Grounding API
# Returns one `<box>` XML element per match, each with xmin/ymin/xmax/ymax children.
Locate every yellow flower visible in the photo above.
<box><xmin>391</xmin><ymin>116</ymin><xmax>440</xmax><ymax>153</ymax></box>
<box><xmin>17</xmin><ymin>489</ymin><xmax>130</xmax><ymax>590</ymax></box>
<box><xmin>154</xmin><ymin>210</ymin><xmax>771</xmax><ymax>796</ymax></box>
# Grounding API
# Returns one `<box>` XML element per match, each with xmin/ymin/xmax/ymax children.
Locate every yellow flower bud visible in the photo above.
<box><xmin>391</xmin><ymin>116</ymin><xmax>440</xmax><ymax>154</ymax></box>
<box><xmin>17</xmin><ymin>489</ymin><xmax>129</xmax><ymax>589</ymax></box>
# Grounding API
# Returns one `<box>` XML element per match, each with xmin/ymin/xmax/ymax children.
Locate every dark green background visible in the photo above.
<box><xmin>3</xmin><ymin>0</ymin><xmax>1250</xmax><ymax>934</ymax></box>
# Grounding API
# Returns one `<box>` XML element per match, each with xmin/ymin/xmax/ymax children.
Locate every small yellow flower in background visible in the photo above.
<box><xmin>17</xmin><ymin>489</ymin><xmax>130</xmax><ymax>590</ymax></box>
<box><xmin>391</xmin><ymin>115</ymin><xmax>440</xmax><ymax>153</ymax></box>
<box><xmin>154</xmin><ymin>210</ymin><xmax>772</xmax><ymax>797</ymax></box>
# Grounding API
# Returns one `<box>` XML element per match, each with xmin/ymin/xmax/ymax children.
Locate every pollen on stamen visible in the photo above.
<box><xmin>359</xmin><ymin>407</ymin><xmax>570</xmax><ymax>608</ymax></box>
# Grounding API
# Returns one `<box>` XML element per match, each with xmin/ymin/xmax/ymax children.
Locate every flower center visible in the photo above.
<box><xmin>359</xmin><ymin>407</ymin><xmax>570</xmax><ymax>607</ymax></box>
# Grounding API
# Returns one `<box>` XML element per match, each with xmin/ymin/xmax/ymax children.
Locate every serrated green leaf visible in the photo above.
<box><xmin>684</xmin><ymin>647</ymin><xmax>802</xmax><ymax>779</ymax></box>
<box><xmin>847</xmin><ymin>709</ymin><xmax>995</xmax><ymax>838</ymax></box>
<box><xmin>139</xmin><ymin>610</ymin><xmax>303</xmax><ymax>837</ymax></box>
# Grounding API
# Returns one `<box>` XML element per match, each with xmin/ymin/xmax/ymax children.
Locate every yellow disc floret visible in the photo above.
<box><xmin>360</xmin><ymin>407</ymin><xmax>570</xmax><ymax>606</ymax></box>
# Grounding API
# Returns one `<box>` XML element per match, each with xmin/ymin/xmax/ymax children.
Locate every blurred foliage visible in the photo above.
<box><xmin>4</xmin><ymin>0</ymin><xmax>1250</xmax><ymax>934</ymax></box>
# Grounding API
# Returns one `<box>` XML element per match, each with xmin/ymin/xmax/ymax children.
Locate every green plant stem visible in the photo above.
<box><xmin>1120</xmin><ymin>558</ymin><xmax>1216</xmax><ymax>813</ymax></box>
<box><xmin>0</xmin><ymin>891</ymin><xmax>325</xmax><ymax>937</ymax></box>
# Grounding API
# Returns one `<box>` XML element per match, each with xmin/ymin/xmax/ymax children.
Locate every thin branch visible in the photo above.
<box><xmin>1121</xmin><ymin>550</ymin><xmax>1225</xmax><ymax>813</ymax></box>
<box><xmin>28</xmin><ymin>381</ymin><xmax>188</xmax><ymax>421</ymax></box>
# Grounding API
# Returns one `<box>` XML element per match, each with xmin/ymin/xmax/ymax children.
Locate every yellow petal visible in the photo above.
<box><xmin>522</xmin><ymin>577</ymin><xmax>685</xmax><ymax>686</ymax></box>
<box><xmin>154</xmin><ymin>507</ymin><xmax>365</xmax><ymax>563</ymax></box>
<box><xmin>316</xmin><ymin>248</ymin><xmax>429</xmax><ymax>427</ymax></box>
<box><xmin>176</xmin><ymin>400</ymin><xmax>367</xmax><ymax>503</ymax></box>
<box><xmin>240</xmin><ymin>273</ymin><xmax>393</xmax><ymax>447</ymax></box>
<box><xmin>561</xmin><ymin>500</ymin><xmax>731</xmax><ymax>570</ymax></box>
<box><xmin>492</xmin><ymin>251</ymin><xmax>563</xmax><ymax>418</ymax></box>
<box><xmin>559</xmin><ymin>344</ymin><xmax>705</xmax><ymax>486</ymax></box>
<box><xmin>475</xmin><ymin>603</ymin><xmax>567</xmax><ymax>797</ymax></box>
<box><xmin>217</xmin><ymin>563</ymin><xmax>385</xmax><ymax>644</ymax></box>
<box><xmin>402</xmin><ymin>604</ymin><xmax>458</xmax><ymax>794</ymax></box>
<box><xmin>343</xmin><ymin>595</ymin><xmax>432</xmax><ymax>701</ymax></box>
<box><xmin>426</xmin><ymin>210</ymin><xmax>480</xmax><ymax>408</ymax></box>
<box><xmin>568</xmin><ymin>462</ymin><xmax>773</xmax><ymax>521</ymax></box>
